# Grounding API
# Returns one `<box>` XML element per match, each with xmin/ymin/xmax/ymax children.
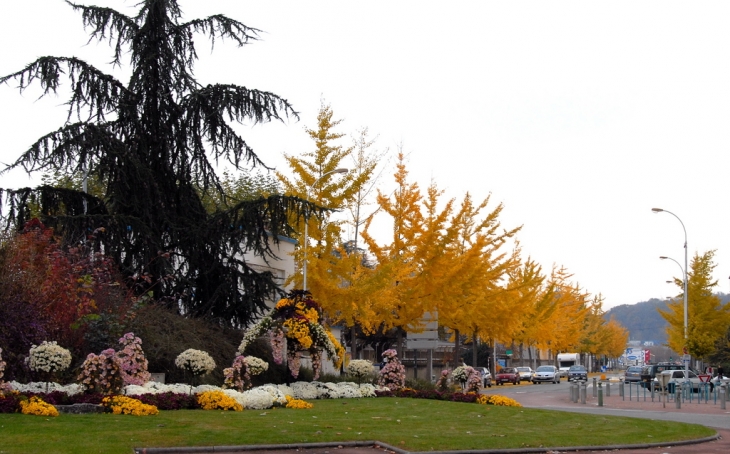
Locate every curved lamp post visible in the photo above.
<box><xmin>653</xmin><ymin>207</ymin><xmax>688</xmax><ymax>377</ymax></box>
<box><xmin>303</xmin><ymin>168</ymin><xmax>348</xmax><ymax>291</ymax></box>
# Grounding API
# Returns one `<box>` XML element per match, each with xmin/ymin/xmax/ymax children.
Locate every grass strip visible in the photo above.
<box><xmin>0</xmin><ymin>397</ymin><xmax>715</xmax><ymax>453</ymax></box>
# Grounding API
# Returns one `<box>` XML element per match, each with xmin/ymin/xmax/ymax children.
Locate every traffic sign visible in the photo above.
<box><xmin>682</xmin><ymin>354</ymin><xmax>691</xmax><ymax>361</ymax></box>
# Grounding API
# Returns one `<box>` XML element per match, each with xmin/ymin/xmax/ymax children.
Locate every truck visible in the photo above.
<box><xmin>557</xmin><ymin>353</ymin><xmax>580</xmax><ymax>377</ymax></box>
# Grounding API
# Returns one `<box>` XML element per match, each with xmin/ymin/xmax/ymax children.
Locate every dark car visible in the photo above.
<box><xmin>567</xmin><ymin>365</ymin><xmax>588</xmax><ymax>382</ymax></box>
<box><xmin>640</xmin><ymin>363</ymin><xmax>698</xmax><ymax>388</ymax></box>
<box><xmin>624</xmin><ymin>365</ymin><xmax>643</xmax><ymax>384</ymax></box>
<box><xmin>496</xmin><ymin>367</ymin><xmax>520</xmax><ymax>385</ymax></box>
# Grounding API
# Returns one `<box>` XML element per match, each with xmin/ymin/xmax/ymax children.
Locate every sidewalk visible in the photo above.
<box><xmin>519</xmin><ymin>380</ymin><xmax>730</xmax><ymax>420</ymax></box>
<box><xmin>514</xmin><ymin>381</ymin><xmax>730</xmax><ymax>453</ymax></box>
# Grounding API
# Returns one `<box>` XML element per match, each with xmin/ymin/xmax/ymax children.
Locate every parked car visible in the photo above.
<box><xmin>515</xmin><ymin>366</ymin><xmax>534</xmax><ymax>382</ymax></box>
<box><xmin>496</xmin><ymin>367</ymin><xmax>520</xmax><ymax>385</ymax></box>
<box><xmin>532</xmin><ymin>365</ymin><xmax>561</xmax><ymax>384</ymax></box>
<box><xmin>567</xmin><ymin>365</ymin><xmax>588</xmax><ymax>382</ymax></box>
<box><xmin>640</xmin><ymin>363</ymin><xmax>698</xmax><ymax>388</ymax></box>
<box><xmin>655</xmin><ymin>369</ymin><xmax>714</xmax><ymax>393</ymax></box>
<box><xmin>474</xmin><ymin>367</ymin><xmax>492</xmax><ymax>388</ymax></box>
<box><xmin>623</xmin><ymin>365</ymin><xmax>643</xmax><ymax>384</ymax></box>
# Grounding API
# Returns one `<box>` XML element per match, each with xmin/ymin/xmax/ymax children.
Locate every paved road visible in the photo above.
<box><xmin>495</xmin><ymin>379</ymin><xmax>730</xmax><ymax>453</ymax></box>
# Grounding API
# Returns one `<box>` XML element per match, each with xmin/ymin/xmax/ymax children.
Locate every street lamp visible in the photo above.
<box><xmin>653</xmin><ymin>207</ymin><xmax>688</xmax><ymax>377</ymax></box>
<box><xmin>302</xmin><ymin>168</ymin><xmax>348</xmax><ymax>291</ymax></box>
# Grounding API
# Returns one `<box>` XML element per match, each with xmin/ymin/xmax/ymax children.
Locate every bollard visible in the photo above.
<box><xmin>592</xmin><ymin>377</ymin><xmax>597</xmax><ymax>397</ymax></box>
<box><xmin>606</xmin><ymin>381</ymin><xmax>611</xmax><ymax>397</ymax></box>
<box><xmin>619</xmin><ymin>381</ymin><xmax>624</xmax><ymax>398</ymax></box>
<box><xmin>598</xmin><ymin>382</ymin><xmax>603</xmax><ymax>407</ymax></box>
<box><xmin>675</xmin><ymin>383</ymin><xmax>681</xmax><ymax>409</ymax></box>
<box><xmin>572</xmin><ymin>382</ymin><xmax>579</xmax><ymax>402</ymax></box>
<box><xmin>721</xmin><ymin>384</ymin><xmax>726</xmax><ymax>410</ymax></box>
<box><xmin>580</xmin><ymin>382</ymin><xmax>587</xmax><ymax>404</ymax></box>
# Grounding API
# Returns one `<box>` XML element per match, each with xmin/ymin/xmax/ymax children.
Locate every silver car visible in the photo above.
<box><xmin>515</xmin><ymin>366</ymin><xmax>534</xmax><ymax>382</ymax></box>
<box><xmin>532</xmin><ymin>365</ymin><xmax>561</xmax><ymax>384</ymax></box>
<box><xmin>474</xmin><ymin>367</ymin><xmax>492</xmax><ymax>388</ymax></box>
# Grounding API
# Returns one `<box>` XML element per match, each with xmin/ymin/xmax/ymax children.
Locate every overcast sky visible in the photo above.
<box><xmin>2</xmin><ymin>1</ymin><xmax>730</xmax><ymax>310</ymax></box>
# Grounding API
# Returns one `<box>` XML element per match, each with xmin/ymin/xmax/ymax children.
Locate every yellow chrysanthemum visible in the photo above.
<box><xmin>197</xmin><ymin>390</ymin><xmax>243</xmax><ymax>411</ymax></box>
<box><xmin>102</xmin><ymin>395</ymin><xmax>159</xmax><ymax>415</ymax></box>
<box><xmin>285</xmin><ymin>395</ymin><xmax>313</xmax><ymax>409</ymax></box>
<box><xmin>283</xmin><ymin>318</ymin><xmax>313</xmax><ymax>349</ymax></box>
<box><xmin>479</xmin><ymin>394</ymin><xmax>522</xmax><ymax>407</ymax></box>
<box><xmin>20</xmin><ymin>397</ymin><xmax>59</xmax><ymax>417</ymax></box>
<box><xmin>275</xmin><ymin>298</ymin><xmax>293</xmax><ymax>310</ymax></box>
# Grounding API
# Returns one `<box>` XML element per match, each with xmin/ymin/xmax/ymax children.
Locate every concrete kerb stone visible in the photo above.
<box><xmin>134</xmin><ymin>434</ymin><xmax>722</xmax><ymax>454</ymax></box>
<box><xmin>134</xmin><ymin>441</ymin><xmax>409</xmax><ymax>454</ymax></box>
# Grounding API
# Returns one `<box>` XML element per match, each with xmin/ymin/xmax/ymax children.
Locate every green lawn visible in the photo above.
<box><xmin>0</xmin><ymin>398</ymin><xmax>715</xmax><ymax>454</ymax></box>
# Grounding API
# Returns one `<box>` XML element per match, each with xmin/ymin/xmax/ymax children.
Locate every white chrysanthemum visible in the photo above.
<box><xmin>175</xmin><ymin>349</ymin><xmax>216</xmax><ymax>376</ymax></box>
<box><xmin>274</xmin><ymin>383</ymin><xmax>294</xmax><ymax>397</ymax></box>
<box><xmin>238</xmin><ymin>317</ymin><xmax>273</xmax><ymax>354</ymax></box>
<box><xmin>27</xmin><ymin>341</ymin><xmax>72</xmax><ymax>373</ymax></box>
<box><xmin>347</xmin><ymin>360</ymin><xmax>374</xmax><ymax>378</ymax></box>
<box><xmin>142</xmin><ymin>381</ymin><xmax>168</xmax><ymax>392</ymax></box>
<box><xmin>257</xmin><ymin>384</ymin><xmax>287</xmax><ymax>405</ymax></box>
<box><xmin>242</xmin><ymin>387</ymin><xmax>275</xmax><ymax>409</ymax></box>
<box><xmin>223</xmin><ymin>388</ymin><xmax>246</xmax><ymax>407</ymax></box>
<box><xmin>10</xmin><ymin>381</ymin><xmax>82</xmax><ymax>395</ymax></box>
<box><xmin>311</xmin><ymin>381</ymin><xmax>336</xmax><ymax>399</ymax></box>
<box><xmin>193</xmin><ymin>384</ymin><xmax>220</xmax><ymax>394</ymax></box>
<box><xmin>358</xmin><ymin>384</ymin><xmax>377</xmax><ymax>397</ymax></box>
<box><xmin>334</xmin><ymin>382</ymin><xmax>362</xmax><ymax>399</ymax></box>
<box><xmin>124</xmin><ymin>384</ymin><xmax>149</xmax><ymax>395</ymax></box>
<box><xmin>244</xmin><ymin>356</ymin><xmax>269</xmax><ymax>375</ymax></box>
<box><xmin>290</xmin><ymin>381</ymin><xmax>318</xmax><ymax>400</ymax></box>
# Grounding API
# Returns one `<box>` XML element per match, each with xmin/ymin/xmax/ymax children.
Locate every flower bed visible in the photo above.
<box><xmin>1</xmin><ymin>379</ymin><xmax>520</xmax><ymax>415</ymax></box>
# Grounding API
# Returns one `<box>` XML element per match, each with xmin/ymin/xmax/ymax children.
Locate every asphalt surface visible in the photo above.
<box><xmin>135</xmin><ymin>380</ymin><xmax>730</xmax><ymax>454</ymax></box>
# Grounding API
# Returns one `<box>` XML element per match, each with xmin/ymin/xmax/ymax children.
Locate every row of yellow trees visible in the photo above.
<box><xmin>276</xmin><ymin>103</ymin><xmax>628</xmax><ymax>362</ymax></box>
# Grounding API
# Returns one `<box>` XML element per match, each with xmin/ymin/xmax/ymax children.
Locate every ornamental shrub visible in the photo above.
<box><xmin>77</xmin><ymin>349</ymin><xmax>124</xmax><ymax>395</ymax></box>
<box><xmin>115</xmin><ymin>333</ymin><xmax>151</xmax><ymax>386</ymax></box>
<box><xmin>377</xmin><ymin>349</ymin><xmax>406</xmax><ymax>391</ymax></box>
<box><xmin>27</xmin><ymin>341</ymin><xmax>72</xmax><ymax>376</ymax></box>
<box><xmin>347</xmin><ymin>359</ymin><xmax>374</xmax><ymax>385</ymax></box>
<box><xmin>175</xmin><ymin>349</ymin><xmax>216</xmax><ymax>378</ymax></box>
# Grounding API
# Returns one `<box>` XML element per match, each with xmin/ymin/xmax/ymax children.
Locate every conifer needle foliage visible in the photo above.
<box><xmin>0</xmin><ymin>0</ymin><xmax>324</xmax><ymax>327</ymax></box>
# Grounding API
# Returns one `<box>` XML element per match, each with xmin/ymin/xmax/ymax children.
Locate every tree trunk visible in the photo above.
<box><xmin>472</xmin><ymin>331</ymin><xmax>479</xmax><ymax>366</ymax></box>
<box><xmin>454</xmin><ymin>329</ymin><xmax>461</xmax><ymax>365</ymax></box>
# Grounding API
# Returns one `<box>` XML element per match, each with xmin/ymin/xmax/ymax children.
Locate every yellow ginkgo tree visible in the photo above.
<box><xmin>658</xmin><ymin>250</ymin><xmax>730</xmax><ymax>361</ymax></box>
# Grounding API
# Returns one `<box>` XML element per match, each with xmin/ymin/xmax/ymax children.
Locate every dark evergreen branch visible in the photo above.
<box><xmin>181</xmin><ymin>14</ymin><xmax>261</xmax><ymax>49</ymax></box>
<box><xmin>181</xmin><ymin>84</ymin><xmax>299</xmax><ymax>169</ymax></box>
<box><xmin>0</xmin><ymin>121</ymin><xmax>126</xmax><ymax>176</ymax></box>
<box><xmin>0</xmin><ymin>56</ymin><xmax>131</xmax><ymax>123</ymax></box>
<box><xmin>66</xmin><ymin>1</ymin><xmax>139</xmax><ymax>67</ymax></box>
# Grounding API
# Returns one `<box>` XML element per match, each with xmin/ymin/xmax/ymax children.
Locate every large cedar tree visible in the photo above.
<box><xmin>0</xmin><ymin>0</ymin><xmax>322</xmax><ymax>327</ymax></box>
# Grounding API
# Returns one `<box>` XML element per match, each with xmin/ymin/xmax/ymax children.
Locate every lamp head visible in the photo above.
<box><xmin>652</xmin><ymin>208</ymin><xmax>664</xmax><ymax>213</ymax></box>
<box><xmin>334</xmin><ymin>168</ymin><xmax>349</xmax><ymax>174</ymax></box>
<box><xmin>659</xmin><ymin>256</ymin><xmax>668</xmax><ymax>260</ymax></box>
